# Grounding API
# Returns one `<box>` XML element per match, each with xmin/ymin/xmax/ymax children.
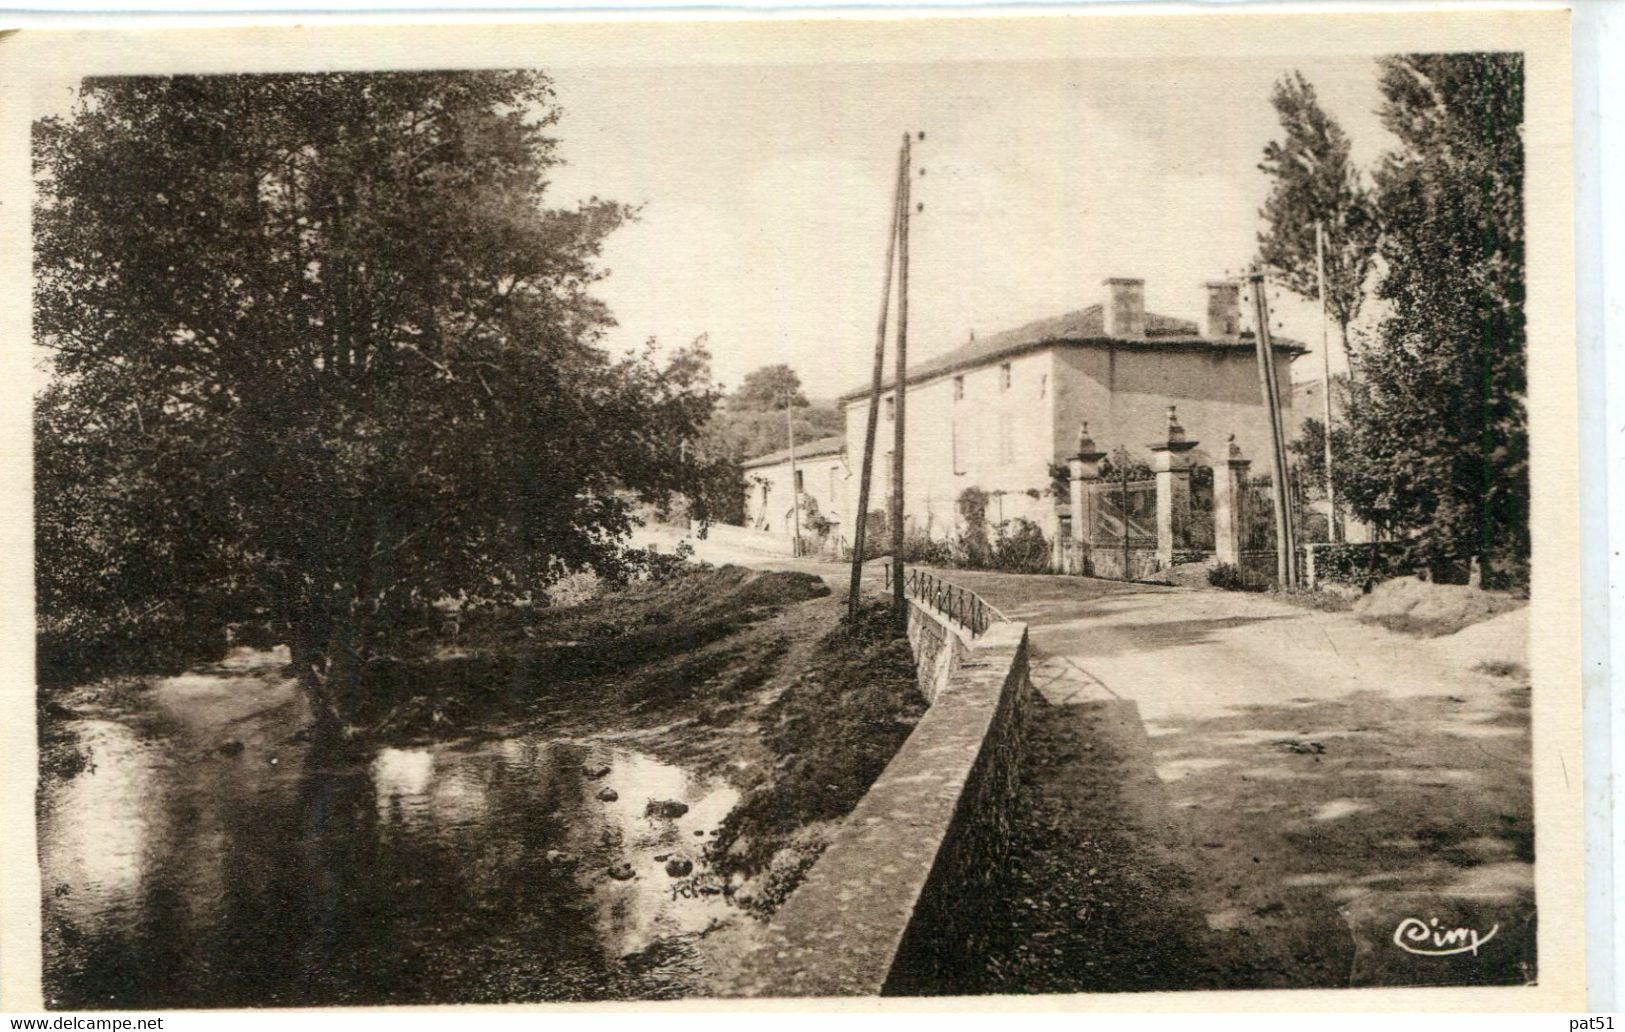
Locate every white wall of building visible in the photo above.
<box><xmin>841</xmin><ymin>347</ymin><xmax>1059</xmax><ymax>540</ymax></box>
<box><xmin>743</xmin><ymin>451</ymin><xmax>850</xmax><ymax>541</ymax></box>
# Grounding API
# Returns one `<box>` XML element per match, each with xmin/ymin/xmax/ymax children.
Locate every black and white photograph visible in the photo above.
<box><xmin>1</xmin><ymin>9</ymin><xmax>1584</xmax><ymax>1012</ymax></box>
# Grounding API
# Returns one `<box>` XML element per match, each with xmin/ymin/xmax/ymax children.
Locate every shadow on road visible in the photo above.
<box><xmin>967</xmin><ymin>699</ymin><xmax>1225</xmax><ymax>995</ymax></box>
<box><xmin>973</xmin><ymin>674</ymin><xmax>1535</xmax><ymax>994</ymax></box>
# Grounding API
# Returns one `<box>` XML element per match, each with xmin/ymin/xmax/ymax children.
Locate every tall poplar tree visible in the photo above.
<box><xmin>1340</xmin><ymin>53</ymin><xmax>1527</xmax><ymax>583</ymax></box>
<box><xmin>1256</xmin><ymin>71</ymin><xmax>1379</xmax><ymax>355</ymax></box>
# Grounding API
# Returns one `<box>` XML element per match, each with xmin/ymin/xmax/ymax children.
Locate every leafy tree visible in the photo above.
<box><xmin>1256</xmin><ymin>71</ymin><xmax>1380</xmax><ymax>354</ymax></box>
<box><xmin>1339</xmin><ymin>53</ymin><xmax>1527</xmax><ymax>583</ymax></box>
<box><xmin>705</xmin><ymin>405</ymin><xmax>843</xmax><ymax>463</ymax></box>
<box><xmin>733</xmin><ymin>363</ymin><xmax>809</xmax><ymax>411</ymax></box>
<box><xmin>34</xmin><ymin>72</ymin><xmax>730</xmax><ymax>721</ymax></box>
<box><xmin>1288</xmin><ymin>377</ymin><xmax>1360</xmax><ymax>534</ymax></box>
<box><xmin>700</xmin><ymin>364</ymin><xmax>843</xmax><ymax>467</ymax></box>
<box><xmin>1289</xmin><ymin>417</ymin><xmax>1352</xmax><ymax>503</ymax></box>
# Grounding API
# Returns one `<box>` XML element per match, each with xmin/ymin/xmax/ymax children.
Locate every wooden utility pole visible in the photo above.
<box><xmin>785</xmin><ymin>391</ymin><xmax>801</xmax><ymax>558</ymax></box>
<box><xmin>891</xmin><ymin>132</ymin><xmax>914</xmax><ymax>623</ymax></box>
<box><xmin>1314</xmin><ymin>223</ymin><xmax>1339</xmax><ymax>544</ymax></box>
<box><xmin>1248</xmin><ymin>269</ymin><xmax>1298</xmax><ymax>586</ymax></box>
<box><xmin>847</xmin><ymin>142</ymin><xmax>907</xmax><ymax>620</ymax></box>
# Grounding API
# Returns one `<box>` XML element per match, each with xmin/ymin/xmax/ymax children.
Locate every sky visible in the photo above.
<box><xmin>540</xmin><ymin>55</ymin><xmax>1395</xmax><ymax>399</ymax></box>
<box><xmin>29</xmin><ymin>52</ymin><xmax>1395</xmax><ymax>399</ymax></box>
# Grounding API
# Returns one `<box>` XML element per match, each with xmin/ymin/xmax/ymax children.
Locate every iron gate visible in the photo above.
<box><xmin>1084</xmin><ymin>477</ymin><xmax>1159</xmax><ymax>580</ymax></box>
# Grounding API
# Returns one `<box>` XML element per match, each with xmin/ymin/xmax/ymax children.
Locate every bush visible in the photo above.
<box><xmin>38</xmin><ymin>610</ymin><xmax>227</xmax><ymax>689</ymax></box>
<box><xmin>1208</xmin><ymin>562</ymin><xmax>1264</xmax><ymax>593</ymax></box>
<box><xmin>604</xmin><ymin>540</ymin><xmax>704</xmax><ymax>587</ymax></box>
<box><xmin>988</xmin><ymin>518</ymin><xmax>1052</xmax><ymax>574</ymax></box>
<box><xmin>954</xmin><ymin>524</ymin><xmax>994</xmax><ymax>569</ymax></box>
<box><xmin>901</xmin><ymin>526</ymin><xmax>954</xmax><ymax>566</ymax></box>
<box><xmin>841</xmin><ymin>489</ymin><xmax>1056</xmax><ymax>575</ymax></box>
<box><xmin>1305</xmin><ymin>541</ymin><xmax>1413</xmax><ymax>588</ymax></box>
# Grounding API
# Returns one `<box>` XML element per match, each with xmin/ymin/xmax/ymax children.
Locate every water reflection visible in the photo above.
<box><xmin>39</xmin><ymin>718</ymin><xmax>155</xmax><ymax>937</ymax></box>
<box><xmin>39</xmin><ymin>652</ymin><xmax>740</xmax><ymax>1008</ymax></box>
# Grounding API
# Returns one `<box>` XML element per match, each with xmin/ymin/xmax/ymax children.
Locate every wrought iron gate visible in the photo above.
<box><xmin>1085</xmin><ymin>477</ymin><xmax>1159</xmax><ymax>580</ymax></box>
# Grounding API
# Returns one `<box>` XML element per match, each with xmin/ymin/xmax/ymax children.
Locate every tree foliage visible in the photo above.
<box><xmin>1338</xmin><ymin>53</ymin><xmax>1527</xmax><ymax>582</ymax></box>
<box><xmin>34</xmin><ymin>72</ymin><xmax>730</xmax><ymax>710</ymax></box>
<box><xmin>701</xmin><ymin>364</ymin><xmax>843</xmax><ymax>467</ymax></box>
<box><xmin>733</xmin><ymin>363</ymin><xmax>809</xmax><ymax>411</ymax></box>
<box><xmin>1256</xmin><ymin>71</ymin><xmax>1380</xmax><ymax>345</ymax></box>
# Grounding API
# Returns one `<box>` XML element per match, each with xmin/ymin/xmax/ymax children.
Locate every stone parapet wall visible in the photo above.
<box><xmin>722</xmin><ymin>605</ymin><xmax>1032</xmax><ymax>998</ymax></box>
<box><xmin>881</xmin><ymin>621</ymin><xmax>1031</xmax><ymax>995</ymax></box>
<box><xmin>905</xmin><ymin>598</ymin><xmax>972</xmax><ymax>703</ymax></box>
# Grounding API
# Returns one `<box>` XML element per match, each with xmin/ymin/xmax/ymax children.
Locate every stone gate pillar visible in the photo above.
<box><xmin>1214</xmin><ymin>435</ymin><xmax>1251</xmax><ymax>566</ymax></box>
<box><xmin>1150</xmin><ymin>406</ymin><xmax>1199</xmax><ymax>564</ymax></box>
<box><xmin>1068</xmin><ymin>422</ymin><xmax>1107</xmax><ymax>575</ymax></box>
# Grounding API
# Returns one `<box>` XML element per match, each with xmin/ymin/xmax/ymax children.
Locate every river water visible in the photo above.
<box><xmin>38</xmin><ymin>649</ymin><xmax>741</xmax><ymax>1008</ymax></box>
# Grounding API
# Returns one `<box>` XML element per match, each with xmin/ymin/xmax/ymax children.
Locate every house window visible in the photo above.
<box><xmin>829</xmin><ymin>467</ymin><xmax>839</xmax><ymax>504</ymax></box>
<box><xmin>953</xmin><ymin>375</ymin><xmax>964</xmax><ymax>401</ymax></box>
<box><xmin>795</xmin><ymin>469</ymin><xmax>804</xmax><ymax>493</ymax></box>
<box><xmin>884</xmin><ymin>396</ymin><xmax>895</xmax><ymax>421</ymax></box>
<box><xmin>1039</xmin><ymin>373</ymin><xmax>1048</xmax><ymax>398</ymax></box>
<box><xmin>1000</xmin><ymin>363</ymin><xmax>1012</xmax><ymax>390</ymax></box>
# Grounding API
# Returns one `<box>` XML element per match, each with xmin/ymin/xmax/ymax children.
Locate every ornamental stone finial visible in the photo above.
<box><xmin>1077</xmin><ymin>420</ymin><xmax>1097</xmax><ymax>455</ymax></box>
<box><xmin>1166</xmin><ymin>405</ymin><xmax>1186</xmax><ymax>444</ymax></box>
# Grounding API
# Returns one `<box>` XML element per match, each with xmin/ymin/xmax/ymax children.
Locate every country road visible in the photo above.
<box><xmin>641</xmin><ymin>524</ymin><xmax>1536</xmax><ymax>990</ymax></box>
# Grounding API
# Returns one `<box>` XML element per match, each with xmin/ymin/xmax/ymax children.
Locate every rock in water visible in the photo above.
<box><xmin>217</xmin><ymin>740</ymin><xmax>245</xmax><ymax>757</ymax></box>
<box><xmin>645</xmin><ymin>799</ymin><xmax>689</xmax><ymax>819</ymax></box>
<box><xmin>665</xmin><ymin>857</ymin><xmax>694</xmax><ymax>878</ymax></box>
<box><xmin>607</xmin><ymin>862</ymin><xmax>635</xmax><ymax>881</ymax></box>
<box><xmin>584</xmin><ymin>764</ymin><xmax>611</xmax><ymax>779</ymax></box>
<box><xmin>597</xmin><ymin>787</ymin><xmax>619</xmax><ymax>802</ymax></box>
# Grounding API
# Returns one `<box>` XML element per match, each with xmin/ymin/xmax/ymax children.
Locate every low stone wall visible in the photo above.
<box><xmin>723</xmin><ymin>602</ymin><xmax>1032</xmax><ymax>998</ymax></box>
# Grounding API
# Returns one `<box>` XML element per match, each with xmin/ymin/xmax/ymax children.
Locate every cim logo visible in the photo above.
<box><xmin>1392</xmin><ymin>916</ymin><xmax>1500</xmax><ymax>957</ymax></box>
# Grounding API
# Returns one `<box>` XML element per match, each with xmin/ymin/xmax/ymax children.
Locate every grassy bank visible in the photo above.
<box><xmin>705</xmin><ymin>599</ymin><xmax>926</xmax><ymax>915</ymax></box>
<box><xmin>351</xmin><ymin>563</ymin><xmax>834</xmax><ymax>740</ymax></box>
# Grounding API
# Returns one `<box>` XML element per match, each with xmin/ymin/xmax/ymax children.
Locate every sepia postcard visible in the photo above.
<box><xmin>0</xmin><ymin>7</ymin><xmax>1585</xmax><ymax>1013</ymax></box>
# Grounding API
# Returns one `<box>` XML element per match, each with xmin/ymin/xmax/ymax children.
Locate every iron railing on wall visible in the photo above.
<box><xmin>883</xmin><ymin>560</ymin><xmax>1004</xmax><ymax>638</ymax></box>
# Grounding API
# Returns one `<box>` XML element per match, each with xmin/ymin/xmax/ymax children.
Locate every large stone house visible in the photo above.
<box><xmin>836</xmin><ymin>276</ymin><xmax>1304</xmax><ymax>542</ymax></box>
<box><xmin>736</xmin><ymin>276</ymin><xmax>1304</xmax><ymax>550</ymax></box>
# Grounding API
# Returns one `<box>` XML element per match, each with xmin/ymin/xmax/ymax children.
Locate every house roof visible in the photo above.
<box><xmin>740</xmin><ymin>434</ymin><xmax>846</xmax><ymax>470</ymax></box>
<box><xmin>837</xmin><ymin>303</ymin><xmax>1308</xmax><ymax>402</ymax></box>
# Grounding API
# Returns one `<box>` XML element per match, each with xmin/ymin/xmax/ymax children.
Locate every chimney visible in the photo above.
<box><xmin>1204</xmin><ymin>280</ymin><xmax>1242</xmax><ymax>340</ymax></box>
<box><xmin>1102</xmin><ymin>277</ymin><xmax>1146</xmax><ymax>339</ymax></box>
